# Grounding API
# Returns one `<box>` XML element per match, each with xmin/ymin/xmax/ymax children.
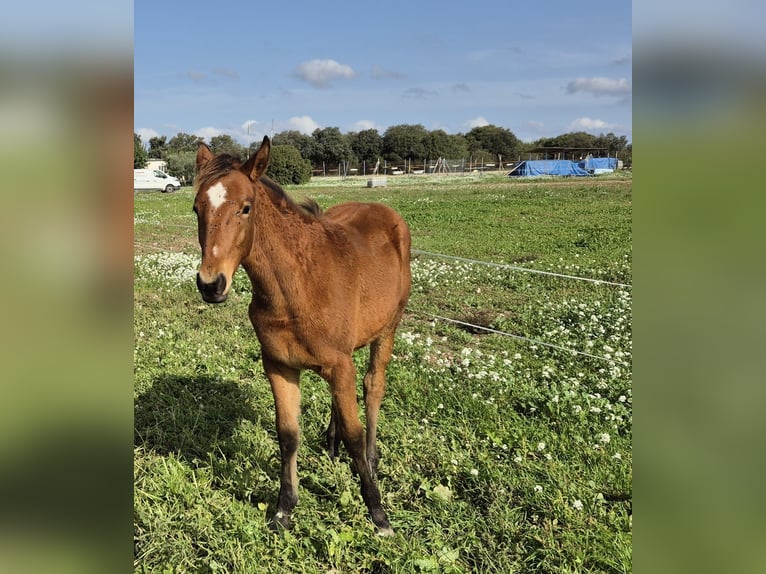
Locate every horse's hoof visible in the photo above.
<box><xmin>376</xmin><ymin>526</ymin><xmax>395</xmax><ymax>537</ymax></box>
<box><xmin>269</xmin><ymin>511</ymin><xmax>292</xmax><ymax>532</ymax></box>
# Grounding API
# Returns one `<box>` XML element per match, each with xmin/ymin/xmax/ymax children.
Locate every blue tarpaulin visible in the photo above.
<box><xmin>578</xmin><ymin>157</ymin><xmax>618</xmax><ymax>174</ymax></box>
<box><xmin>507</xmin><ymin>160</ymin><xmax>590</xmax><ymax>177</ymax></box>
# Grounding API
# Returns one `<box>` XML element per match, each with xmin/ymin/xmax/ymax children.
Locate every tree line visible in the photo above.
<box><xmin>134</xmin><ymin>124</ymin><xmax>631</xmax><ymax>184</ymax></box>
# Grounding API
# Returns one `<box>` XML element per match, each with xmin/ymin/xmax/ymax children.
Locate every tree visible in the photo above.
<box><xmin>267</xmin><ymin>145</ymin><xmax>312</xmax><ymax>185</ymax></box>
<box><xmin>537</xmin><ymin>132</ymin><xmax>597</xmax><ymax>151</ymax></box>
<box><xmin>165</xmin><ymin>151</ymin><xmax>196</xmax><ymax>186</ymax></box>
<box><xmin>620</xmin><ymin>143</ymin><xmax>632</xmax><ymax>167</ymax></box>
<box><xmin>349</xmin><ymin>129</ymin><xmax>383</xmax><ymax>168</ymax></box>
<box><xmin>382</xmin><ymin>124</ymin><xmax>428</xmax><ymax>164</ymax></box>
<box><xmin>310</xmin><ymin>127</ymin><xmax>352</xmax><ymax>167</ymax></box>
<box><xmin>424</xmin><ymin>129</ymin><xmax>469</xmax><ymax>161</ymax></box>
<box><xmin>167</xmin><ymin>132</ymin><xmax>204</xmax><ymax>154</ymax></box>
<box><xmin>134</xmin><ymin>133</ymin><xmax>148</xmax><ymax>168</ymax></box>
<box><xmin>210</xmin><ymin>134</ymin><xmax>245</xmax><ymax>157</ymax></box>
<box><xmin>465</xmin><ymin>125</ymin><xmax>521</xmax><ymax>163</ymax></box>
<box><xmin>272</xmin><ymin>130</ymin><xmax>315</xmax><ymax>159</ymax></box>
<box><xmin>148</xmin><ymin>136</ymin><xmax>168</xmax><ymax>159</ymax></box>
<box><xmin>593</xmin><ymin>132</ymin><xmax>630</xmax><ymax>163</ymax></box>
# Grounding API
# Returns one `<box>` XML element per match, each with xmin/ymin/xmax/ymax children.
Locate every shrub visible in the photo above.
<box><xmin>267</xmin><ymin>145</ymin><xmax>312</xmax><ymax>185</ymax></box>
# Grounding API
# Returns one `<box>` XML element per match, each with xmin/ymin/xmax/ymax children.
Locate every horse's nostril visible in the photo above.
<box><xmin>196</xmin><ymin>272</ymin><xmax>228</xmax><ymax>303</ymax></box>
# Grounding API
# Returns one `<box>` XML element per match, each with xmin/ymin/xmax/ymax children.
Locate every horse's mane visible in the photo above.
<box><xmin>195</xmin><ymin>153</ymin><xmax>322</xmax><ymax>219</ymax></box>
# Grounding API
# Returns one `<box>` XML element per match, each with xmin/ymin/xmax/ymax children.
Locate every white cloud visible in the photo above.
<box><xmin>136</xmin><ymin>127</ymin><xmax>159</xmax><ymax>143</ymax></box>
<box><xmin>241</xmin><ymin>119</ymin><xmax>259</xmax><ymax>134</ymax></box>
<box><xmin>294</xmin><ymin>59</ymin><xmax>356</xmax><ymax>88</ymax></box>
<box><xmin>465</xmin><ymin>116</ymin><xmax>490</xmax><ymax>129</ymax></box>
<box><xmin>566</xmin><ymin>77</ymin><xmax>631</xmax><ymax>97</ymax></box>
<box><xmin>568</xmin><ymin>117</ymin><xmax>619</xmax><ymax>132</ymax></box>
<box><xmin>349</xmin><ymin>119</ymin><xmax>379</xmax><ymax>132</ymax></box>
<box><xmin>194</xmin><ymin>126</ymin><xmax>224</xmax><ymax>141</ymax></box>
<box><xmin>286</xmin><ymin>115</ymin><xmax>320</xmax><ymax>134</ymax></box>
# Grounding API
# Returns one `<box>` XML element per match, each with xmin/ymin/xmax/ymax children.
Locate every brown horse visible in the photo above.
<box><xmin>193</xmin><ymin>136</ymin><xmax>411</xmax><ymax>536</ymax></box>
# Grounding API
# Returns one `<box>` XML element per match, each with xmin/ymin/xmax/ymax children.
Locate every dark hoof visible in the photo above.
<box><xmin>269</xmin><ymin>511</ymin><xmax>292</xmax><ymax>532</ymax></box>
<box><xmin>371</xmin><ymin>508</ymin><xmax>392</xmax><ymax>536</ymax></box>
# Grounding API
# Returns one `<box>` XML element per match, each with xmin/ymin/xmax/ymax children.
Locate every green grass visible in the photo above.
<box><xmin>134</xmin><ymin>172</ymin><xmax>632</xmax><ymax>573</ymax></box>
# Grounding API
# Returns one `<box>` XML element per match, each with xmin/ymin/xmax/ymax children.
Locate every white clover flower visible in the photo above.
<box><xmin>599</xmin><ymin>433</ymin><xmax>611</xmax><ymax>444</ymax></box>
<box><xmin>572</xmin><ymin>500</ymin><xmax>584</xmax><ymax>511</ymax></box>
<box><xmin>534</xmin><ymin>485</ymin><xmax>543</xmax><ymax>493</ymax></box>
<box><xmin>537</xmin><ymin>441</ymin><xmax>546</xmax><ymax>451</ymax></box>
<box><xmin>470</xmin><ymin>468</ymin><xmax>479</xmax><ymax>477</ymax></box>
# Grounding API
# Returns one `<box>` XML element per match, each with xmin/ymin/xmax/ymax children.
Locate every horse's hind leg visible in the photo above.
<box><xmin>322</xmin><ymin>354</ymin><xmax>393</xmax><ymax>535</ymax></box>
<box><xmin>363</xmin><ymin>330</ymin><xmax>396</xmax><ymax>476</ymax></box>
<box><xmin>263</xmin><ymin>357</ymin><xmax>302</xmax><ymax>531</ymax></box>
<box><xmin>325</xmin><ymin>402</ymin><xmax>341</xmax><ymax>459</ymax></box>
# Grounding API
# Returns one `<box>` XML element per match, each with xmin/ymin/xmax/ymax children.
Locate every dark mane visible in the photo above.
<box><xmin>261</xmin><ymin>176</ymin><xmax>323</xmax><ymax>219</ymax></box>
<box><xmin>195</xmin><ymin>153</ymin><xmax>322</xmax><ymax>219</ymax></box>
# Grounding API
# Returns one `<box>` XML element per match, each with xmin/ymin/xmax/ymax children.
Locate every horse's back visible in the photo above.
<box><xmin>325</xmin><ymin>202</ymin><xmax>411</xmax><ymax>266</ymax></box>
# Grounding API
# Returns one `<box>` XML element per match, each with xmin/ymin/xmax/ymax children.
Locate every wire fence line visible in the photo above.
<box><xmin>407</xmin><ymin>250</ymin><xmax>630</xmax><ymax>365</ymax></box>
<box><xmin>411</xmin><ymin>249</ymin><xmax>631</xmax><ymax>289</ymax></box>
<box><xmin>134</xmin><ymin>224</ymin><xmax>630</xmax><ymax>365</ymax></box>
<box><xmin>407</xmin><ymin>311</ymin><xmax>630</xmax><ymax>366</ymax></box>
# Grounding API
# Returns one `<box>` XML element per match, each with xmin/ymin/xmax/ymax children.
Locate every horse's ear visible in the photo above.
<box><xmin>243</xmin><ymin>136</ymin><xmax>271</xmax><ymax>180</ymax></box>
<box><xmin>196</xmin><ymin>142</ymin><xmax>214</xmax><ymax>171</ymax></box>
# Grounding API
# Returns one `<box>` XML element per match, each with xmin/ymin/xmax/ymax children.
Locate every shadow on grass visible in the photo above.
<box><xmin>134</xmin><ymin>373</ymin><xmax>376</xmax><ymax>517</ymax></box>
<box><xmin>134</xmin><ymin>373</ymin><xmax>263</xmax><ymax>462</ymax></box>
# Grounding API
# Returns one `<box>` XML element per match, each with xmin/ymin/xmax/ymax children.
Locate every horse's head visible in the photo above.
<box><xmin>193</xmin><ymin>136</ymin><xmax>271</xmax><ymax>303</ymax></box>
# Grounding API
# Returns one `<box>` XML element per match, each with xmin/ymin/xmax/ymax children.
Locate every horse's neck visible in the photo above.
<box><xmin>241</xmin><ymin>187</ymin><xmax>320</xmax><ymax>309</ymax></box>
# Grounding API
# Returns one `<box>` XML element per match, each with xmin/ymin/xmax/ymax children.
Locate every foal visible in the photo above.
<box><xmin>193</xmin><ymin>137</ymin><xmax>411</xmax><ymax>535</ymax></box>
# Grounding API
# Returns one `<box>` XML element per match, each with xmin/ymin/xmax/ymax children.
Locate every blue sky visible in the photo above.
<box><xmin>134</xmin><ymin>0</ymin><xmax>631</xmax><ymax>146</ymax></box>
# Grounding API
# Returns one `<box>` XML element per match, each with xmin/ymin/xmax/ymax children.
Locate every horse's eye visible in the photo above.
<box><xmin>242</xmin><ymin>204</ymin><xmax>251</xmax><ymax>215</ymax></box>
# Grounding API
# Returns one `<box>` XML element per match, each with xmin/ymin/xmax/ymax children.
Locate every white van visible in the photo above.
<box><xmin>134</xmin><ymin>169</ymin><xmax>182</xmax><ymax>193</ymax></box>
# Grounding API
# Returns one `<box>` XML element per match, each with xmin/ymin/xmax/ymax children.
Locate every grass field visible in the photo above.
<box><xmin>134</xmin><ymin>172</ymin><xmax>632</xmax><ymax>573</ymax></box>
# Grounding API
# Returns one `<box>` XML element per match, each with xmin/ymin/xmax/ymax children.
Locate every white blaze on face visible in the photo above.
<box><xmin>206</xmin><ymin>182</ymin><xmax>228</xmax><ymax>210</ymax></box>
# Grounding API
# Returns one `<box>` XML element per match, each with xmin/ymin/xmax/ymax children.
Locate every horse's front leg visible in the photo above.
<box><xmin>263</xmin><ymin>357</ymin><xmax>302</xmax><ymax>531</ymax></box>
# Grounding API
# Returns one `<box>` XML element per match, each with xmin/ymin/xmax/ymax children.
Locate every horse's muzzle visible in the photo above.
<box><xmin>196</xmin><ymin>272</ymin><xmax>228</xmax><ymax>303</ymax></box>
